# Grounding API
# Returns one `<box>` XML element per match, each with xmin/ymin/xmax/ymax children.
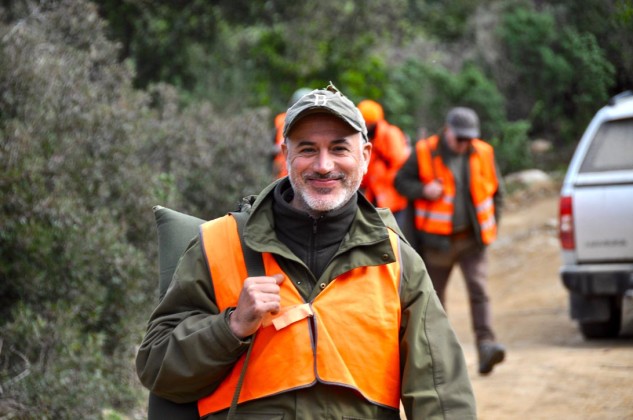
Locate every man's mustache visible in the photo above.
<box><xmin>304</xmin><ymin>173</ymin><xmax>344</xmax><ymax>180</ymax></box>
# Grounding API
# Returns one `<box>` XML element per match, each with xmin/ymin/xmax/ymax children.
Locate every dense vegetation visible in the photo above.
<box><xmin>1</xmin><ymin>0</ymin><xmax>630</xmax><ymax>417</ymax></box>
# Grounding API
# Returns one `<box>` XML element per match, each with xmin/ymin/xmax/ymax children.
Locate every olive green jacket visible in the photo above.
<box><xmin>136</xmin><ymin>181</ymin><xmax>477</xmax><ymax>420</ymax></box>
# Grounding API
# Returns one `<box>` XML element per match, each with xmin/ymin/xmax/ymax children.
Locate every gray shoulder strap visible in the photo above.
<box><xmin>231</xmin><ymin>210</ymin><xmax>265</xmax><ymax>277</ymax></box>
<box><xmin>227</xmin><ymin>210</ymin><xmax>263</xmax><ymax>420</ymax></box>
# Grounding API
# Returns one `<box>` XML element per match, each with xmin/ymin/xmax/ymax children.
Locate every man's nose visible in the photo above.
<box><xmin>313</xmin><ymin>150</ymin><xmax>335</xmax><ymax>173</ymax></box>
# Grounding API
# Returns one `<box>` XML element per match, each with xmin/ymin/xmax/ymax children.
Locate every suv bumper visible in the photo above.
<box><xmin>561</xmin><ymin>264</ymin><xmax>633</xmax><ymax>324</ymax></box>
<box><xmin>560</xmin><ymin>264</ymin><xmax>633</xmax><ymax>296</ymax></box>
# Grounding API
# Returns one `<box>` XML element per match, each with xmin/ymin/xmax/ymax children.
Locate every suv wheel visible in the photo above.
<box><xmin>579</xmin><ymin>300</ymin><xmax>621</xmax><ymax>339</ymax></box>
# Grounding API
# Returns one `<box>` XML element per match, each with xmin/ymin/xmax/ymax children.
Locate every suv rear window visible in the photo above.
<box><xmin>579</xmin><ymin>118</ymin><xmax>633</xmax><ymax>173</ymax></box>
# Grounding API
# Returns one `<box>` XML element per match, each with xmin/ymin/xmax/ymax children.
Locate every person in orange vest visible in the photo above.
<box><xmin>357</xmin><ymin>100</ymin><xmax>412</xmax><ymax>236</ymax></box>
<box><xmin>395</xmin><ymin>106</ymin><xmax>506</xmax><ymax>375</ymax></box>
<box><xmin>271</xmin><ymin>88</ymin><xmax>312</xmax><ymax>178</ymax></box>
<box><xmin>136</xmin><ymin>85</ymin><xmax>476</xmax><ymax>419</ymax></box>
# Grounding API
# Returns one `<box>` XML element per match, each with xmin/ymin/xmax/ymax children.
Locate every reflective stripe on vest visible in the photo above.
<box><xmin>414</xmin><ymin>135</ymin><xmax>498</xmax><ymax>244</ymax></box>
<box><xmin>197</xmin><ymin>215</ymin><xmax>403</xmax><ymax>416</ymax></box>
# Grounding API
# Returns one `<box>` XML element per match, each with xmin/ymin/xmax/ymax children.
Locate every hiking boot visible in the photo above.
<box><xmin>478</xmin><ymin>341</ymin><xmax>505</xmax><ymax>375</ymax></box>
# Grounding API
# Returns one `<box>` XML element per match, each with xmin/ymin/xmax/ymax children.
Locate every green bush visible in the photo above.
<box><xmin>497</xmin><ymin>5</ymin><xmax>615</xmax><ymax>144</ymax></box>
<box><xmin>0</xmin><ymin>1</ymin><xmax>271</xmax><ymax>417</ymax></box>
<box><xmin>489</xmin><ymin>120</ymin><xmax>533</xmax><ymax>175</ymax></box>
<box><xmin>1</xmin><ymin>303</ymin><xmax>142</xmax><ymax>419</ymax></box>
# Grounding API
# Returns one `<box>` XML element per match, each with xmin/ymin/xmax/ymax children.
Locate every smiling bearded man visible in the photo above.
<box><xmin>283</xmin><ymin>112</ymin><xmax>371</xmax><ymax>216</ymax></box>
<box><xmin>136</xmin><ymin>84</ymin><xmax>476</xmax><ymax>420</ymax></box>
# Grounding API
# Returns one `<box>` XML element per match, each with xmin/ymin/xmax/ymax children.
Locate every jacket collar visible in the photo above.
<box><xmin>243</xmin><ymin>178</ymin><xmax>391</xmax><ymax>258</ymax></box>
<box><xmin>272</xmin><ymin>179</ymin><xmax>357</xmax><ymax>252</ymax></box>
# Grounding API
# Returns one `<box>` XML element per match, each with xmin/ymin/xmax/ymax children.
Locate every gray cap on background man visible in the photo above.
<box><xmin>446</xmin><ymin>107</ymin><xmax>480</xmax><ymax>139</ymax></box>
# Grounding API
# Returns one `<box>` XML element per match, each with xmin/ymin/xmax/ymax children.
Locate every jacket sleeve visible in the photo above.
<box><xmin>135</xmin><ymin>237</ymin><xmax>251</xmax><ymax>403</ymax></box>
<box><xmin>493</xmin><ymin>158</ymin><xmax>505</xmax><ymax>225</ymax></box>
<box><xmin>399</xmin><ymin>241</ymin><xmax>477</xmax><ymax>419</ymax></box>
<box><xmin>395</xmin><ymin>148</ymin><xmax>426</xmax><ymax>200</ymax></box>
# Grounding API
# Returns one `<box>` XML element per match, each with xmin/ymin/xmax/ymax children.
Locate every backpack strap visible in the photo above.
<box><xmin>231</xmin><ymin>210</ymin><xmax>265</xmax><ymax>277</ymax></box>
<box><xmin>227</xmin><ymin>210</ymin><xmax>263</xmax><ymax>420</ymax></box>
<box><xmin>148</xmin><ymin>206</ymin><xmax>264</xmax><ymax>420</ymax></box>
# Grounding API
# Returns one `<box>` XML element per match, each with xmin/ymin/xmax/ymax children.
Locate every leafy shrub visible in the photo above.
<box><xmin>489</xmin><ymin>120</ymin><xmax>534</xmax><ymax>175</ymax></box>
<box><xmin>0</xmin><ymin>1</ymin><xmax>271</xmax><ymax>417</ymax></box>
<box><xmin>497</xmin><ymin>5</ymin><xmax>615</xmax><ymax>144</ymax></box>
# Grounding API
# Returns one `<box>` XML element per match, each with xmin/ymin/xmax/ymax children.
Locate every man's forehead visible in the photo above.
<box><xmin>292</xmin><ymin>135</ymin><xmax>358</xmax><ymax>146</ymax></box>
<box><xmin>286</xmin><ymin>112</ymin><xmax>359</xmax><ymax>138</ymax></box>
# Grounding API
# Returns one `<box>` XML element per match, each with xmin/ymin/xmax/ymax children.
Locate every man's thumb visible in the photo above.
<box><xmin>272</xmin><ymin>273</ymin><xmax>285</xmax><ymax>284</ymax></box>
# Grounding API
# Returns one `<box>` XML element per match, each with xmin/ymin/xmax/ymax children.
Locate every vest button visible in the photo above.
<box><xmin>382</xmin><ymin>253</ymin><xmax>390</xmax><ymax>261</ymax></box>
<box><xmin>319</xmin><ymin>283</ymin><xmax>326</xmax><ymax>290</ymax></box>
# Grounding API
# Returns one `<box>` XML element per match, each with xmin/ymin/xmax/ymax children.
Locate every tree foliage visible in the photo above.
<box><xmin>543</xmin><ymin>0</ymin><xmax>633</xmax><ymax>90</ymax></box>
<box><xmin>496</xmin><ymin>4</ymin><xmax>615</xmax><ymax>143</ymax></box>
<box><xmin>95</xmin><ymin>0</ymin><xmax>625</xmax><ymax>146</ymax></box>
<box><xmin>0</xmin><ymin>1</ymin><xmax>270</xmax><ymax>417</ymax></box>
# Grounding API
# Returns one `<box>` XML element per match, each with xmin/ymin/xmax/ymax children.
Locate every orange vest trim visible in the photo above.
<box><xmin>413</xmin><ymin>135</ymin><xmax>498</xmax><ymax>244</ymax></box>
<box><xmin>273</xmin><ymin>112</ymin><xmax>288</xmax><ymax>178</ymax></box>
<box><xmin>273</xmin><ymin>112</ymin><xmax>286</xmax><ymax>146</ymax></box>
<box><xmin>197</xmin><ymin>216</ymin><xmax>402</xmax><ymax>415</ymax></box>
<box><xmin>362</xmin><ymin>120</ymin><xmax>410</xmax><ymax>212</ymax></box>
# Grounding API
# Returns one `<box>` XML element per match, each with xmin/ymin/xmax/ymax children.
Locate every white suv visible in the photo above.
<box><xmin>559</xmin><ymin>91</ymin><xmax>633</xmax><ymax>339</ymax></box>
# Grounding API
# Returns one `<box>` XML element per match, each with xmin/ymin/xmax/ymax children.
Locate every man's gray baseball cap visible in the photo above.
<box><xmin>446</xmin><ymin>107</ymin><xmax>480</xmax><ymax>139</ymax></box>
<box><xmin>283</xmin><ymin>83</ymin><xmax>368</xmax><ymax>142</ymax></box>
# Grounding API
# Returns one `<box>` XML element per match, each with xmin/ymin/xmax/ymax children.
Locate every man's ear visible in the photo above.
<box><xmin>362</xmin><ymin>141</ymin><xmax>372</xmax><ymax>174</ymax></box>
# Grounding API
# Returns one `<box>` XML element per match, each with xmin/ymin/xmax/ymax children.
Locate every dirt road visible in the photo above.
<box><xmin>441</xmin><ymin>189</ymin><xmax>633</xmax><ymax>419</ymax></box>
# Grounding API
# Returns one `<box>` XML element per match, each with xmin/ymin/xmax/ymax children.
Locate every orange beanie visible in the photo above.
<box><xmin>358</xmin><ymin>100</ymin><xmax>384</xmax><ymax>125</ymax></box>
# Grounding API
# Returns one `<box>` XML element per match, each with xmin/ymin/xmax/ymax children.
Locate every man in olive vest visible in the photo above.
<box><xmin>395</xmin><ymin>107</ymin><xmax>506</xmax><ymax>375</ymax></box>
<box><xmin>136</xmin><ymin>85</ymin><xmax>476</xmax><ymax>419</ymax></box>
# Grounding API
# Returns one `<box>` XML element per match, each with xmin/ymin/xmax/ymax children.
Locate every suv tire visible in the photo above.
<box><xmin>579</xmin><ymin>299</ymin><xmax>621</xmax><ymax>339</ymax></box>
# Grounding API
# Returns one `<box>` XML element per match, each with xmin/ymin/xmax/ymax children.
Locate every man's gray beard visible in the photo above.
<box><xmin>288</xmin><ymin>172</ymin><xmax>362</xmax><ymax>215</ymax></box>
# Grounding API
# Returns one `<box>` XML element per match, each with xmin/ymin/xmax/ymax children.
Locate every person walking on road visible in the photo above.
<box><xmin>271</xmin><ymin>87</ymin><xmax>312</xmax><ymax>179</ymax></box>
<box><xmin>357</xmin><ymin>99</ymin><xmax>411</xmax><ymax>230</ymax></box>
<box><xmin>395</xmin><ymin>106</ymin><xmax>506</xmax><ymax>375</ymax></box>
<box><xmin>136</xmin><ymin>85</ymin><xmax>477</xmax><ymax>419</ymax></box>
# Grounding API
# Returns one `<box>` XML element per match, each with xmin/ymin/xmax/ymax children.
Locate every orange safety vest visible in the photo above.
<box><xmin>414</xmin><ymin>135</ymin><xmax>498</xmax><ymax>245</ymax></box>
<box><xmin>197</xmin><ymin>215</ymin><xmax>402</xmax><ymax>416</ymax></box>
<box><xmin>273</xmin><ymin>112</ymin><xmax>287</xmax><ymax>178</ymax></box>
<box><xmin>362</xmin><ymin>119</ymin><xmax>410</xmax><ymax>212</ymax></box>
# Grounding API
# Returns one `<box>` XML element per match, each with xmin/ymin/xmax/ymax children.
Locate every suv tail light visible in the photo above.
<box><xmin>559</xmin><ymin>195</ymin><xmax>575</xmax><ymax>250</ymax></box>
